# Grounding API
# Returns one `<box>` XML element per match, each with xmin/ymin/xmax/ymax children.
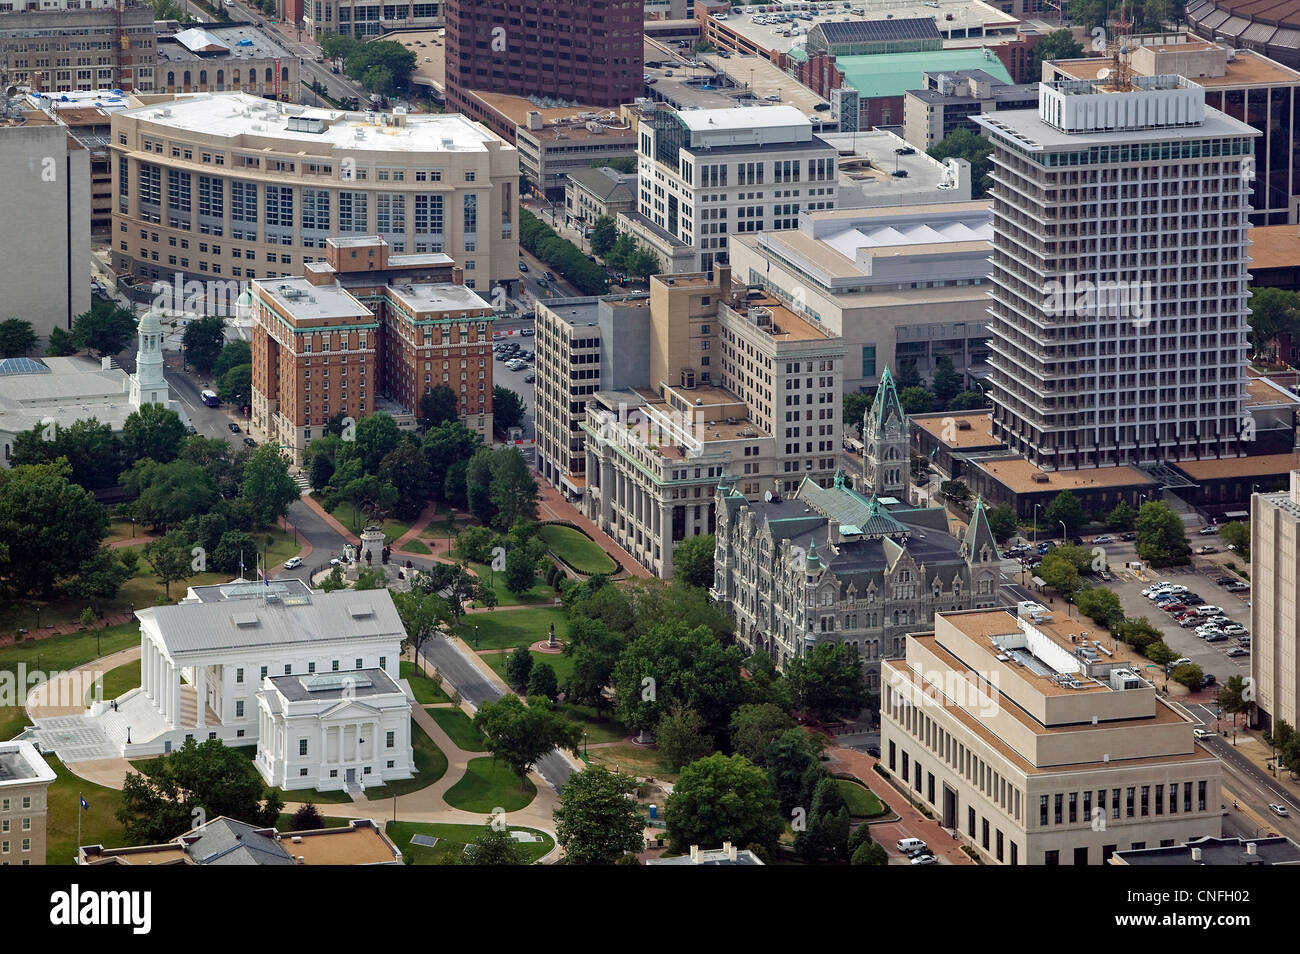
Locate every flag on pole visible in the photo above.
<box><xmin>80</xmin><ymin>797</ymin><xmax>88</xmax><ymax>810</ymax></box>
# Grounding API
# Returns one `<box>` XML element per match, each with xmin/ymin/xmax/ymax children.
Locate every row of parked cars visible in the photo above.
<box><xmin>897</xmin><ymin>838</ymin><xmax>936</xmax><ymax>865</ymax></box>
<box><xmin>1143</xmin><ymin>582</ymin><xmax>1250</xmax><ymax>658</ymax></box>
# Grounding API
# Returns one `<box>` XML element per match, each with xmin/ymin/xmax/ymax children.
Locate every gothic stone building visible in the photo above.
<box><xmin>713</xmin><ymin>472</ymin><xmax>1003</xmax><ymax>692</ymax></box>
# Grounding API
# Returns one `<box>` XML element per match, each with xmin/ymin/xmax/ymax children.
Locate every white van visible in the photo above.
<box><xmin>897</xmin><ymin>837</ymin><xmax>927</xmax><ymax>853</ymax></box>
<box><xmin>1195</xmin><ymin>605</ymin><xmax>1224</xmax><ymax>617</ymax></box>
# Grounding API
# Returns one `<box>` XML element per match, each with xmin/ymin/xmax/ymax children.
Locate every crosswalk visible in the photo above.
<box><xmin>292</xmin><ymin>472</ymin><xmax>311</xmax><ymax>495</ymax></box>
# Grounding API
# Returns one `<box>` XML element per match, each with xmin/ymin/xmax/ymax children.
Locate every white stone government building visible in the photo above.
<box><xmin>125</xmin><ymin>578</ymin><xmax>415</xmax><ymax>793</ymax></box>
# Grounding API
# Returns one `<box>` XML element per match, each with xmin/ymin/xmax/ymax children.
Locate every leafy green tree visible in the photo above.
<box><xmin>342</xmin><ymin>39</ymin><xmax>416</xmax><ymax>91</ymax></box>
<box><xmin>392</xmin><ymin>587</ymin><xmax>448</xmax><ymax>668</ymax></box>
<box><xmin>64</xmin><ymin>546</ymin><xmax>134</xmax><ymax>608</ymax></box>
<box><xmin>929</xmin><ymin>126</ymin><xmax>993</xmax><ymax>197</ymax></box>
<box><xmin>741</xmin><ymin>650</ymin><xmax>793</xmax><ymax>711</ymax></box>
<box><xmin>1246</xmin><ymin>286</ymin><xmax>1300</xmax><ymax>362</ymax></box>
<box><xmin>217</xmin><ymin>362</ymin><xmax>252</xmax><ymax>407</ymax></box>
<box><xmin>1044</xmin><ymin>490</ymin><xmax>1086</xmax><ymax>534</ymax></box>
<box><xmin>1144</xmin><ymin>640</ymin><xmax>1176</xmax><ymax>667</ymax></box>
<box><xmin>419</xmin><ymin>384</ymin><xmax>460</xmax><ymax>429</ymax></box>
<box><xmin>1075</xmin><ymin>586</ymin><xmax>1123</xmax><ymax>629</ymax></box>
<box><xmin>1107</xmin><ymin>500</ymin><xmax>1137</xmax><ymax>531</ymax></box>
<box><xmin>289</xmin><ymin>802</ymin><xmax>324</xmax><ymax>831</ymax></box>
<box><xmin>378</xmin><ymin>441</ymin><xmax>431</xmax><ymax>521</ymax></box>
<box><xmin>796</xmin><ymin>776</ymin><xmax>851</xmax><ymax>862</ymax></box>
<box><xmin>488</xmin><ymin>448</ymin><xmax>539</xmax><ymax>530</ymax></box>
<box><xmin>843</xmin><ymin>391</ymin><xmax>871</xmax><ymax>436</ymax></box>
<box><xmin>142</xmin><ymin>529</ymin><xmax>197</xmax><ymax>599</ymax></box>
<box><xmin>47</xmin><ymin>326</ymin><xmax>77</xmax><ymax>356</ymax></box>
<box><xmin>122</xmin><ymin>459</ymin><xmax>219</xmax><ymax>529</ymax></box>
<box><xmin>941</xmin><ymin>479</ymin><xmax>971</xmax><ymax>505</ymax></box>
<box><xmin>897</xmin><ymin>385</ymin><xmax>934</xmax><ymax>414</ymax></box>
<box><xmin>1219</xmin><ymin>521</ymin><xmax>1250</xmax><ymax>560</ymax></box>
<box><xmin>588</xmin><ymin>215</ymin><xmax>618</xmax><ymax>257</ymax></box>
<box><xmin>563</xmin><ymin>618</ymin><xmax>621</xmax><ymax>720</ymax></box>
<box><xmin>239</xmin><ymin>445</ymin><xmax>298</xmax><ymax>528</ymax></box>
<box><xmin>465</xmin><ymin>448</ymin><xmax>496</xmax><ymax>524</ymax></box>
<box><xmin>986</xmin><ymin>502</ymin><xmax>1019</xmax><ymax>542</ymax></box>
<box><xmin>493</xmin><ymin>386</ymin><xmax>526</xmax><ymax>433</ymax></box>
<box><xmin>673</xmin><ymin>533</ymin><xmax>716</xmax><ymax>589</ymax></box>
<box><xmin>423</xmin><ymin>419</ymin><xmax>481</xmax><ymax>501</ymax></box>
<box><xmin>786</xmin><ymin>642</ymin><xmax>868</xmax><ymax>721</ymax></box>
<box><xmin>729</xmin><ymin>703</ymin><xmax>796</xmax><ymax>766</ymax></box>
<box><xmin>765</xmin><ymin>728</ymin><xmax>823</xmax><ymax>816</ymax></box>
<box><xmin>947</xmin><ymin>389</ymin><xmax>990</xmax><ymax>411</ymax></box>
<box><xmin>72</xmin><ymin>298</ymin><xmax>136</xmax><ymax>357</ymax></box>
<box><xmin>1172</xmin><ymin>662</ymin><xmax>1205</xmax><ymax>691</ymax></box>
<box><xmin>1217</xmin><ymin>675</ymin><xmax>1252</xmax><ymax>727</ymax></box>
<box><xmin>210</xmin><ymin>529</ymin><xmax>258</xmax><ymax>575</ymax></box>
<box><xmin>1028</xmin><ymin>28</ymin><xmax>1084</xmax><ymax>79</ymax></box>
<box><xmin>1038</xmin><ymin>549</ymin><xmax>1082</xmax><ymax>599</ymax></box>
<box><xmin>473</xmin><ymin>694</ymin><xmax>581</xmax><ymax>785</ymax></box>
<box><xmin>353</xmin><ymin>567</ymin><xmax>388</xmax><ymax>590</ymax></box>
<box><xmin>664</xmin><ymin>753</ymin><xmax>782</xmax><ymax>854</ymax></box>
<box><xmin>181</xmin><ymin>315</ymin><xmax>225</xmax><ymax>373</ymax></box>
<box><xmin>851</xmin><ymin>841</ymin><xmax>888</xmax><ymax>865</ymax></box>
<box><xmin>1136</xmin><ymin>500</ymin><xmax>1191</xmax><ymax>567</ymax></box>
<box><xmin>655</xmin><ymin>705</ymin><xmax>714</xmax><ymax>771</ymax></box>
<box><xmin>180</xmin><ymin>435</ymin><xmax>243</xmax><ymax>499</ymax></box>
<box><xmin>213</xmin><ymin>339</ymin><xmax>251</xmax><ymax>378</ymax></box>
<box><xmin>413</xmin><ymin>562</ymin><xmax>481</xmax><ymax>623</ymax></box>
<box><xmin>1114</xmin><ymin>616</ymin><xmax>1163</xmax><ymax>653</ymax></box>
<box><xmin>343</xmin><ymin>412</ymin><xmax>401</xmax><ymax>475</ymax></box>
<box><xmin>116</xmin><ymin>738</ymin><xmax>283</xmax><ymax>845</ymax></box>
<box><xmin>553</xmin><ymin>766</ymin><xmax>645</xmax><ymax>864</ymax></box>
<box><xmin>122</xmin><ymin>402</ymin><xmax>187</xmax><ymax>464</ymax></box>
<box><xmin>465</xmin><ymin>824</ymin><xmax>525</xmax><ymax>865</ymax></box>
<box><xmin>0</xmin><ymin>460</ymin><xmax>105</xmax><ymax>598</ymax></box>
<box><xmin>0</xmin><ymin>318</ymin><xmax>37</xmax><ymax>357</ymax></box>
<box><xmin>505</xmin><ymin>645</ymin><xmax>534</xmax><ymax>691</ymax></box>
<box><xmin>309</xmin><ymin>451</ymin><xmax>335</xmax><ymax>493</ymax></box>
<box><xmin>932</xmin><ymin>357</ymin><xmax>962</xmax><ymax>407</ymax></box>
<box><xmin>455</xmin><ymin>525</ymin><xmax>497</xmax><ymax>564</ymax></box>
<box><xmin>527</xmin><ymin>661</ymin><xmax>559</xmax><ymax>701</ymax></box>
<box><xmin>319</xmin><ymin>31</ymin><xmax>358</xmax><ymax>62</ymax></box>
<box><xmin>504</xmin><ymin>544</ymin><xmax>538</xmax><ymax>595</ymax></box>
<box><xmin>10</xmin><ymin>417</ymin><xmax>123</xmax><ymax>490</ymax></box>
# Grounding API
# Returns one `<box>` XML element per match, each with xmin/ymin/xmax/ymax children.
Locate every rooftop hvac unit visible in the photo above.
<box><xmin>1030</xmin><ymin>472</ymin><xmax>1050</xmax><ymax>483</ymax></box>
<box><xmin>681</xmin><ymin>368</ymin><xmax>696</xmax><ymax>389</ymax></box>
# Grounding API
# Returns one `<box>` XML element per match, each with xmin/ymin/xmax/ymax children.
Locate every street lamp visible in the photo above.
<box><xmin>1059</xmin><ymin>520</ymin><xmax>1068</xmax><ymax>544</ymax></box>
<box><xmin>474</xmin><ymin>623</ymin><xmax>479</xmax><ymax>649</ymax></box>
<box><xmin>583</xmin><ymin>731</ymin><xmax>588</xmax><ymax>759</ymax></box>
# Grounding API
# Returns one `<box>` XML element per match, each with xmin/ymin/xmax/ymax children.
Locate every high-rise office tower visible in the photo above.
<box><xmin>1251</xmin><ymin>472</ymin><xmax>1300</xmax><ymax>732</ymax></box>
<box><xmin>975</xmin><ymin>76</ymin><xmax>1257</xmax><ymax>471</ymax></box>
<box><xmin>444</xmin><ymin>0</ymin><xmax>643</xmax><ymax>114</ymax></box>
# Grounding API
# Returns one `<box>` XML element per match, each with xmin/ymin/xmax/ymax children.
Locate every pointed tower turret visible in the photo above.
<box><xmin>862</xmin><ymin>366</ymin><xmax>909</xmax><ymax>499</ymax></box>
<box><xmin>961</xmin><ymin>495</ymin><xmax>1001</xmax><ymax>566</ymax></box>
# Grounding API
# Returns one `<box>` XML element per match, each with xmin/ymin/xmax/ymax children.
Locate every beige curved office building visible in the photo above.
<box><xmin>110</xmin><ymin>92</ymin><xmax>519</xmax><ymax>308</ymax></box>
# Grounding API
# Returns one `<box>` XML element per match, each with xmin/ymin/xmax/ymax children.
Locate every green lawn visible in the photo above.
<box><xmin>358</xmin><ymin>718</ymin><xmax>448</xmax><ymax>800</ymax></box>
<box><xmin>555</xmin><ymin>703</ymin><xmax>627</xmax><ymax>744</ymax></box>
<box><xmin>485</xmin><ymin>649</ymin><xmax>575</xmax><ymax>691</ymax></box>
<box><xmin>326</xmin><ymin>499</ymin><xmax>412</xmax><ymax>542</ymax></box>
<box><xmin>402</xmin><ymin>660</ymin><xmax>451</xmax><ymax>704</ymax></box>
<box><xmin>385</xmin><ymin>820</ymin><xmax>554</xmax><ymax>864</ymax></box>
<box><xmin>0</xmin><ymin>621</ymin><xmax>141</xmax><ymax>742</ymax></box>
<box><xmin>537</xmin><ymin>524</ymin><xmax>617</xmax><ymax>575</ymax></box>
<box><xmin>427</xmin><ymin>707</ymin><xmax>488</xmax><ymax>752</ymax></box>
<box><xmin>836</xmin><ymin>778</ymin><xmax>886</xmax><ymax>818</ymax></box>
<box><xmin>587</xmin><ymin>743</ymin><xmax>678</xmax><ymax>781</ymax></box>
<box><xmin>467</xmin><ymin>562</ymin><xmax>554</xmax><ymax>607</ymax></box>
<box><xmin>400</xmin><ymin>539</ymin><xmax>431</xmax><ymax>555</ymax></box>
<box><xmin>443</xmin><ymin>757</ymin><xmax>536</xmax><ymax>813</ymax></box>
<box><xmin>44</xmin><ymin>754</ymin><xmax>130</xmax><ymax>865</ymax></box>
<box><xmin>451</xmin><ymin>607</ymin><xmax>569</xmax><ymax>651</ymax></box>
<box><xmin>86</xmin><ymin>659</ymin><xmax>141</xmax><ymax>706</ymax></box>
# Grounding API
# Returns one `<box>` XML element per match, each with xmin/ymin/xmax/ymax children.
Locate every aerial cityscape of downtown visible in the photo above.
<box><xmin>2</xmin><ymin>0</ymin><xmax>1300</xmax><ymax>905</ymax></box>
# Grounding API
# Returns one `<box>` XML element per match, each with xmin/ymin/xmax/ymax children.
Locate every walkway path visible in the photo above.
<box><xmin>392</xmin><ymin>501</ymin><xmax>439</xmax><ymax>550</ymax></box>
<box><xmin>535</xmin><ymin>483</ymin><xmax>652</xmax><ymax>579</ymax></box>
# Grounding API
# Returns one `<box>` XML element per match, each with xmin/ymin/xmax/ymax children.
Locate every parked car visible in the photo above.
<box><xmin>1194</xmin><ymin>728</ymin><xmax>1214</xmax><ymax>740</ymax></box>
<box><xmin>1203</xmin><ymin>674</ymin><xmax>1216</xmax><ymax>687</ymax></box>
<box><xmin>1199</xmin><ymin>525</ymin><xmax>1219</xmax><ymax>535</ymax></box>
<box><xmin>1196</xmin><ymin>545</ymin><xmax>1218</xmax><ymax>554</ymax></box>
<box><xmin>518</xmin><ymin>260</ymin><xmax>529</xmax><ymax>271</ymax></box>
<box><xmin>1226</xmin><ymin>582</ymin><xmax>1250</xmax><ymax>593</ymax></box>
<box><xmin>228</xmin><ymin>422</ymin><xmax>241</xmax><ymax>433</ymax></box>
<box><xmin>1092</xmin><ymin>534</ymin><xmax>1114</xmax><ymax>544</ymax></box>
<box><xmin>524</xmin><ymin>372</ymin><xmax>536</xmax><ymax>384</ymax></box>
<box><xmin>1226</xmin><ymin>647</ymin><xmax>1250</xmax><ymax>658</ymax></box>
<box><xmin>1120</xmin><ymin>531</ymin><xmax>1138</xmax><ymax>541</ymax></box>
<box><xmin>521</xmin><ymin>327</ymin><xmax>535</xmax><ymax>336</ymax></box>
<box><xmin>1173</xmin><ymin>658</ymin><xmax>1194</xmax><ymax>668</ymax></box>
<box><xmin>1183</xmin><ymin>594</ymin><xmax>1205</xmax><ymax>605</ymax></box>
<box><xmin>1203</xmin><ymin>633</ymin><xmax>1228</xmax><ymax>643</ymax></box>
<box><xmin>243</xmin><ymin>437</ymin><xmax>257</xmax><ymax>448</ymax></box>
<box><xmin>283</xmin><ymin>557</ymin><xmax>303</xmax><ymax>570</ymax></box>
<box><xmin>1215</xmin><ymin>576</ymin><xmax>1238</xmax><ymax>586</ymax></box>
<box><xmin>1179</xmin><ymin>617</ymin><xmax>1203</xmax><ymax>627</ymax></box>
<box><xmin>1221</xmin><ymin>624</ymin><xmax>1247</xmax><ymax>636</ymax></box>
<box><xmin>910</xmin><ymin>853</ymin><xmax>937</xmax><ymax>865</ymax></box>
<box><xmin>1161</xmin><ymin>602</ymin><xmax>1186</xmax><ymax>613</ymax></box>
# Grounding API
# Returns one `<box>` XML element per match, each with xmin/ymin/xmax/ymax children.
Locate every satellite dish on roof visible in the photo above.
<box><xmin>765</xmin><ymin>491</ymin><xmax>774</xmax><ymax>502</ymax></box>
<box><xmin>1096</xmin><ymin>68</ymin><xmax>1112</xmax><ymax>81</ymax></box>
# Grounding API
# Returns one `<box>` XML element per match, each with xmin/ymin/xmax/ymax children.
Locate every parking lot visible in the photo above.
<box><xmin>492</xmin><ymin>330</ymin><xmax>537</xmax><ymax>440</ymax></box>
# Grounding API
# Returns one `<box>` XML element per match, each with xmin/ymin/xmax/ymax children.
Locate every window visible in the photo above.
<box><xmin>299</xmin><ymin>739</ymin><xmax>308</xmax><ymax>756</ymax></box>
<box><xmin>355</xmin><ymin>658</ymin><xmax>363</xmax><ymax>669</ymax></box>
<box><xmin>259</xmin><ymin>666</ymin><xmax>267</xmax><ymax>680</ymax></box>
<box><xmin>235</xmin><ymin>667</ymin><xmax>244</xmax><ymax>684</ymax></box>
<box><xmin>235</xmin><ymin>700</ymin><xmax>244</xmax><ymax>718</ymax></box>
<box><xmin>386</xmin><ymin>730</ymin><xmax>395</xmax><ymax>749</ymax></box>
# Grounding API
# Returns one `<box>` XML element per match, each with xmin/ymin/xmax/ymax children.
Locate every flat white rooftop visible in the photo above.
<box><xmin>975</xmin><ymin>100</ymin><xmax>1258</xmax><ymax>150</ymax></box>
<box><xmin>0</xmin><ymin>741</ymin><xmax>56</xmax><ymax>787</ymax></box>
<box><xmin>820</xmin><ymin>212</ymin><xmax>991</xmax><ymax>259</ymax></box>
<box><xmin>120</xmin><ymin>92</ymin><xmax>509</xmax><ymax>154</ymax></box>
<box><xmin>387</xmin><ymin>283</ymin><xmax>492</xmax><ymax>314</ymax></box>
<box><xmin>254</xmin><ymin>278</ymin><xmax>372</xmax><ymax>322</ymax></box>
<box><xmin>676</xmin><ymin>103</ymin><xmax>811</xmax><ymax>133</ymax></box>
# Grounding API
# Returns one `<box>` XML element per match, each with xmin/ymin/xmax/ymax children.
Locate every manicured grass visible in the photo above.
<box><xmin>586</xmin><ymin>743</ymin><xmax>678</xmax><ymax>781</ymax></box>
<box><xmin>451</xmin><ymin>607</ymin><xmax>569</xmax><ymax>651</ymax></box>
<box><xmin>537</xmin><ymin>524</ymin><xmax>617</xmax><ymax>575</ymax></box>
<box><xmin>427</xmin><ymin>707</ymin><xmax>488</xmax><ymax>752</ymax></box>
<box><xmin>467</xmin><ymin>562</ymin><xmax>554</xmax><ymax>607</ymax></box>
<box><xmin>268</xmin><ymin>784</ymin><xmax>356</xmax><ymax>804</ymax></box>
<box><xmin>360</xmin><ymin>718</ymin><xmax>448</xmax><ymax>800</ymax></box>
<box><xmin>44</xmin><ymin>754</ymin><xmax>130</xmax><ymax>865</ymax></box>
<box><xmin>86</xmin><ymin>659</ymin><xmax>140</xmax><ymax>706</ymax></box>
<box><xmin>402</xmin><ymin>660</ymin><xmax>451</xmax><ymax>704</ymax></box>
<box><xmin>276</xmin><ymin>812</ymin><xmax>351</xmax><ymax>831</ymax></box>
<box><xmin>485</xmin><ymin>649</ymin><xmax>575</xmax><ymax>691</ymax></box>
<box><xmin>0</xmin><ymin>706</ymin><xmax>29</xmax><ymax>741</ymax></box>
<box><xmin>400</xmin><ymin>539</ymin><xmax>432</xmax><ymax>555</ymax></box>
<box><xmin>836</xmin><ymin>778</ymin><xmax>886</xmax><ymax>818</ymax></box>
<box><xmin>443</xmin><ymin>757</ymin><xmax>536</xmax><ymax>813</ymax></box>
<box><xmin>326</xmin><ymin>498</ymin><xmax>412</xmax><ymax>542</ymax></box>
<box><xmin>555</xmin><ymin>703</ymin><xmax>627</xmax><ymax>744</ymax></box>
<box><xmin>385</xmin><ymin>820</ymin><xmax>554</xmax><ymax>864</ymax></box>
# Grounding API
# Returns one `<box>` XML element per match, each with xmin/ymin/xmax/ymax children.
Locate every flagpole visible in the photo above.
<box><xmin>77</xmin><ymin>792</ymin><xmax>82</xmax><ymax>851</ymax></box>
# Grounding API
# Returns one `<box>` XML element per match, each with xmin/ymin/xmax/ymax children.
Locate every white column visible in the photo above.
<box><xmin>169</xmin><ymin>664</ymin><xmax>181</xmax><ymax>729</ymax></box>
<box><xmin>141</xmin><ymin>641</ymin><xmax>152</xmax><ymax>702</ymax></box>
<box><xmin>196</xmin><ymin>666</ymin><xmax>206</xmax><ymax>729</ymax></box>
<box><xmin>157</xmin><ymin>653</ymin><xmax>167</xmax><ymax>722</ymax></box>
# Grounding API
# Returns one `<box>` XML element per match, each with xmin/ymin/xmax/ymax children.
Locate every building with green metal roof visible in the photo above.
<box><xmin>836</xmin><ymin>47</ymin><xmax>1015</xmax><ymax>101</ymax></box>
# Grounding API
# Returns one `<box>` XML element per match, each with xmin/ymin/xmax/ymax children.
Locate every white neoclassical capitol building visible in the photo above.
<box><xmin>126</xmin><ymin>578</ymin><xmax>414</xmax><ymax>792</ymax></box>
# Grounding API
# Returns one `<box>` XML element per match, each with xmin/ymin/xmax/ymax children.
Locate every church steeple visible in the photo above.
<box><xmin>129</xmin><ymin>309</ymin><xmax>169</xmax><ymax>411</ymax></box>
<box><xmin>862</xmin><ymin>366</ymin><xmax>909</xmax><ymax>499</ymax></box>
<box><xmin>961</xmin><ymin>496</ymin><xmax>1001</xmax><ymax>565</ymax></box>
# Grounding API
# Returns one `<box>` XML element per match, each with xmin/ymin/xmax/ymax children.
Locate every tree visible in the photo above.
<box><xmin>528</xmin><ymin>662</ymin><xmax>558</xmax><ymax>701</ymax></box>
<box><xmin>941</xmin><ymin>479</ymin><xmax>971</xmax><ymax>505</ymax></box>
<box><xmin>217</xmin><ymin>361</ymin><xmax>252</xmax><ymax>408</ymax></box>
<box><xmin>504</xmin><ymin>544</ymin><xmax>539</xmax><ymax>595</ymax></box>
<box><xmin>1114</xmin><ymin>617</ymin><xmax>1163</xmax><ymax>653</ymax></box>
<box><xmin>309</xmin><ymin>451</ymin><xmax>335</xmax><ymax>493</ymax></box>
<box><xmin>122</xmin><ymin>459</ymin><xmax>219</xmax><ymax>529</ymax></box>
<box><xmin>0</xmin><ymin>318</ymin><xmax>37</xmax><ymax>357</ymax></box>
<box><xmin>1144</xmin><ymin>641</ymin><xmax>1176</xmax><ymax>667</ymax></box>
<box><xmin>493</xmin><ymin>386</ymin><xmax>526</xmax><ymax>433</ymax></box>
<box><xmin>1038</xmin><ymin>549</ymin><xmax>1082</xmax><ymax>599</ymax></box>
<box><xmin>1107</xmin><ymin>500</ymin><xmax>1137</xmax><ymax>531</ymax></box>
<box><xmin>786</xmin><ymin>642</ymin><xmax>868</xmax><ymax>721</ymax></box>
<box><xmin>986</xmin><ymin>502</ymin><xmax>1019</xmax><ymax>542</ymax></box>
<box><xmin>553</xmin><ymin>766</ymin><xmax>645</xmax><ymax>864</ymax></box>
<box><xmin>0</xmin><ymin>461</ymin><xmax>107</xmax><ymax>598</ymax></box>
<box><xmin>563</xmin><ymin>618</ymin><xmax>621</xmax><ymax>720</ymax></box>
<box><xmin>1217</xmin><ymin>674</ymin><xmax>1253</xmax><ymax>727</ymax></box>
<box><xmin>655</xmin><ymin>705</ymin><xmax>714</xmax><ymax>771</ymax></box>
<box><xmin>413</xmin><ymin>563</ymin><xmax>480</xmax><ymax>622</ymax></box>
<box><xmin>47</xmin><ymin>326</ymin><xmax>77</xmax><ymax>356</ymax></box>
<box><xmin>947</xmin><ymin>389</ymin><xmax>990</xmax><ymax>411</ymax></box>
<box><xmin>897</xmin><ymin>385</ymin><xmax>934</xmax><ymax>415</ymax></box>
<box><xmin>843</xmin><ymin>391</ymin><xmax>871</xmax><ymax>436</ymax></box>
<box><xmin>1247</xmin><ymin>286</ymin><xmax>1300</xmax><ymax>362</ymax></box>
<box><xmin>213</xmin><ymin>339</ymin><xmax>251</xmax><ymax>378</ymax></box>
<box><xmin>488</xmin><ymin>448</ymin><xmax>539</xmax><ymax>530</ymax></box>
<box><xmin>1219</xmin><ymin>521</ymin><xmax>1250</xmax><ymax>560</ymax></box>
<box><xmin>1135</xmin><ymin>500</ymin><xmax>1191</xmax><ymax>567</ymax></box>
<box><xmin>422</xmin><ymin>419</ymin><xmax>482</xmax><ymax>499</ymax></box>
<box><xmin>766</xmin><ymin>728</ymin><xmax>823</xmax><ymax>816</ymax></box>
<box><xmin>465</xmin><ymin>448</ymin><xmax>496</xmax><ymax>523</ymax></box>
<box><xmin>180</xmin><ymin>435</ymin><xmax>243</xmax><ymax>499</ymax></box>
<box><xmin>932</xmin><ymin>356</ymin><xmax>962</xmax><ymax>407</ymax></box>
<box><xmin>729</xmin><ymin>703</ymin><xmax>796</xmax><ymax>766</ymax></box>
<box><xmin>72</xmin><ymin>298</ymin><xmax>136</xmax><ymax>357</ymax></box>
<box><xmin>1028</xmin><ymin>28</ymin><xmax>1084</xmax><ymax>80</ymax></box>
<box><xmin>851</xmin><ymin>841</ymin><xmax>888</xmax><ymax>865</ymax></box>
<box><xmin>392</xmin><ymin>588</ymin><xmax>447</xmax><ymax>669</ymax></box>
<box><xmin>473</xmin><ymin>694</ymin><xmax>581</xmax><ymax>785</ymax></box>
<box><xmin>122</xmin><ymin>402</ymin><xmax>187</xmax><ymax>464</ymax></box>
<box><xmin>289</xmin><ymin>802</ymin><xmax>324</xmax><ymax>831</ymax></box>
<box><xmin>664</xmin><ymin>753</ymin><xmax>783</xmax><ymax>854</ymax></box>
<box><xmin>116</xmin><ymin>738</ymin><xmax>283</xmax><ymax>845</ymax></box>
<box><xmin>465</xmin><ymin>824</ymin><xmax>525</xmax><ymax>865</ymax></box>
<box><xmin>142</xmin><ymin>529</ymin><xmax>197</xmax><ymax>599</ymax></box>
<box><xmin>210</xmin><ymin>529</ymin><xmax>258</xmax><ymax>575</ymax></box>
<box><xmin>505</xmin><ymin>645</ymin><xmax>534</xmax><ymax>691</ymax></box>
<box><xmin>1044</xmin><ymin>490</ymin><xmax>1086</xmax><ymax>534</ymax></box>
<box><xmin>319</xmin><ymin>30</ymin><xmax>358</xmax><ymax>63</ymax></box>
<box><xmin>796</xmin><ymin>775</ymin><xmax>851</xmax><ymax>862</ymax></box>
<box><xmin>10</xmin><ymin>417</ymin><xmax>123</xmax><ymax>490</ymax></box>
<box><xmin>673</xmin><ymin>533</ymin><xmax>716</xmax><ymax>589</ymax></box>
<box><xmin>181</xmin><ymin>315</ymin><xmax>225</xmax><ymax>374</ymax></box>
<box><xmin>929</xmin><ymin>126</ymin><xmax>993</xmax><ymax>198</ymax></box>
<box><xmin>588</xmin><ymin>215</ymin><xmax>618</xmax><ymax>258</ymax></box>
<box><xmin>354</xmin><ymin>567</ymin><xmax>388</xmax><ymax>590</ymax></box>
<box><xmin>345</xmin><ymin>413</ymin><xmax>401</xmax><ymax>475</ymax></box>
<box><xmin>238</xmin><ymin>445</ymin><xmax>298</xmax><ymax>528</ymax></box>
<box><xmin>1171</xmin><ymin>662</ymin><xmax>1205</xmax><ymax>691</ymax></box>
<box><xmin>378</xmin><ymin>441</ymin><xmax>431</xmax><ymax>521</ymax></box>
<box><xmin>64</xmin><ymin>546</ymin><xmax>133</xmax><ymax>609</ymax></box>
<box><xmin>456</xmin><ymin>525</ymin><xmax>497</xmax><ymax>564</ymax></box>
<box><xmin>1075</xmin><ymin>586</ymin><xmax>1123</xmax><ymax>629</ymax></box>
<box><xmin>342</xmin><ymin>39</ymin><xmax>416</xmax><ymax>92</ymax></box>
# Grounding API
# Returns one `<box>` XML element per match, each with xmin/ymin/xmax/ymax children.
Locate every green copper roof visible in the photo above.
<box><xmin>796</xmin><ymin>478</ymin><xmax>908</xmax><ymax>537</ymax></box>
<box><xmin>836</xmin><ymin>48</ymin><xmax>1013</xmax><ymax>99</ymax></box>
<box><xmin>867</xmin><ymin>365</ymin><xmax>906</xmax><ymax>435</ymax></box>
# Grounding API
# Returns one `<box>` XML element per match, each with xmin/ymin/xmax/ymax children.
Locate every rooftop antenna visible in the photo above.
<box><xmin>1106</xmin><ymin>3</ymin><xmax>1135</xmax><ymax>91</ymax></box>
